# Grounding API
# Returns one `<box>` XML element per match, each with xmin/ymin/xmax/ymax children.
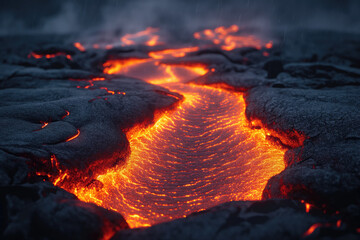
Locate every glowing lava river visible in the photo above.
<box><xmin>64</xmin><ymin>56</ymin><xmax>285</xmax><ymax>228</ymax></box>
<box><xmin>63</xmin><ymin>33</ymin><xmax>286</xmax><ymax>228</ymax></box>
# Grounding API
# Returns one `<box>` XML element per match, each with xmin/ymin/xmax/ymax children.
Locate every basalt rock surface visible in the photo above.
<box><xmin>112</xmin><ymin>199</ymin><xmax>359</xmax><ymax>240</ymax></box>
<box><xmin>1</xmin><ymin>30</ymin><xmax>360</xmax><ymax>239</ymax></box>
<box><xmin>1</xmin><ymin>183</ymin><xmax>128</xmax><ymax>240</ymax></box>
<box><xmin>190</xmin><ymin>30</ymin><xmax>360</xmax><ymax>210</ymax></box>
<box><xmin>0</xmin><ymin>35</ymin><xmax>181</xmax><ymax>239</ymax></box>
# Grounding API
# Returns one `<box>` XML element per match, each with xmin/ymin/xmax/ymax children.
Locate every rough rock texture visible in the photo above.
<box><xmin>173</xmin><ymin>30</ymin><xmax>359</xmax><ymax>238</ymax></box>
<box><xmin>0</xmin><ymin>66</ymin><xmax>180</xmax><ymax>183</ymax></box>
<box><xmin>1</xmin><ymin>30</ymin><xmax>360</xmax><ymax>239</ymax></box>
<box><xmin>112</xmin><ymin>200</ymin><xmax>358</xmax><ymax>240</ymax></box>
<box><xmin>1</xmin><ymin>183</ymin><xmax>128</xmax><ymax>240</ymax></box>
<box><xmin>0</xmin><ymin>36</ymin><xmax>181</xmax><ymax>239</ymax></box>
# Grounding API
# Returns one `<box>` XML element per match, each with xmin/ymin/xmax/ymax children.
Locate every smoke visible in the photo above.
<box><xmin>0</xmin><ymin>0</ymin><xmax>359</xmax><ymax>35</ymax></box>
<box><xmin>40</xmin><ymin>3</ymin><xmax>79</xmax><ymax>34</ymax></box>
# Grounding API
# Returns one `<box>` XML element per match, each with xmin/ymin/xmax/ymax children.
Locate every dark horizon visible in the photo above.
<box><xmin>1</xmin><ymin>0</ymin><xmax>360</xmax><ymax>35</ymax></box>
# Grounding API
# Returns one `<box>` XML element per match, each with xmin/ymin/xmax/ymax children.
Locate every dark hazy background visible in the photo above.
<box><xmin>0</xmin><ymin>0</ymin><xmax>359</xmax><ymax>35</ymax></box>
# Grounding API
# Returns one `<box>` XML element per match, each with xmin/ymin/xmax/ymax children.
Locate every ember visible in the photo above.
<box><xmin>193</xmin><ymin>25</ymin><xmax>272</xmax><ymax>51</ymax></box>
<box><xmin>74</xmin><ymin>42</ymin><xmax>86</xmax><ymax>52</ymax></box>
<box><xmin>28</xmin><ymin>51</ymin><xmax>72</xmax><ymax>60</ymax></box>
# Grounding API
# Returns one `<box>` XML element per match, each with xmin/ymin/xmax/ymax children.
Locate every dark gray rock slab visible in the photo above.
<box><xmin>111</xmin><ymin>200</ymin><xmax>355</xmax><ymax>240</ymax></box>
<box><xmin>0</xmin><ymin>183</ymin><xmax>128</xmax><ymax>240</ymax></box>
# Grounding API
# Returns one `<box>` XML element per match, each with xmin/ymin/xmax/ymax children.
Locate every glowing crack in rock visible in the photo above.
<box><xmin>28</xmin><ymin>51</ymin><xmax>72</xmax><ymax>60</ymax></box>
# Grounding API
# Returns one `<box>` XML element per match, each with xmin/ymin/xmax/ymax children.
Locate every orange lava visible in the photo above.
<box><xmin>301</xmin><ymin>200</ymin><xmax>312</xmax><ymax>213</ymax></box>
<box><xmin>61</xmin><ymin>110</ymin><xmax>70</xmax><ymax>119</ymax></box>
<box><xmin>62</xmin><ymin>43</ymin><xmax>286</xmax><ymax>228</ymax></box>
<box><xmin>303</xmin><ymin>223</ymin><xmax>323</xmax><ymax>237</ymax></box>
<box><xmin>103</xmin><ymin>58</ymin><xmax>151</xmax><ymax>75</ymax></box>
<box><xmin>74</xmin><ymin>42</ymin><xmax>86</xmax><ymax>52</ymax></box>
<box><xmin>194</xmin><ymin>25</ymin><xmax>272</xmax><ymax>51</ymax></box>
<box><xmin>70</xmin><ymin>76</ymin><xmax>126</xmax><ymax>96</ymax></box>
<box><xmin>148</xmin><ymin>46</ymin><xmax>199</xmax><ymax>59</ymax></box>
<box><xmin>92</xmin><ymin>77</ymin><xmax>106</xmax><ymax>81</ymax></box>
<box><xmin>303</xmin><ymin>222</ymin><xmax>338</xmax><ymax>237</ymax></box>
<box><xmin>65</xmin><ymin>129</ymin><xmax>80</xmax><ymax>142</ymax></box>
<box><xmin>121</xmin><ymin>27</ymin><xmax>161</xmax><ymax>47</ymax></box>
<box><xmin>28</xmin><ymin>52</ymin><xmax>72</xmax><ymax>60</ymax></box>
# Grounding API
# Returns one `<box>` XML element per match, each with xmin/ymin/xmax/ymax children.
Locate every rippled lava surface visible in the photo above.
<box><xmin>70</xmin><ymin>60</ymin><xmax>286</xmax><ymax>227</ymax></box>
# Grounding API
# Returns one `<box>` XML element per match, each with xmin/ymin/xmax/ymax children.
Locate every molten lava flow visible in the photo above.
<box><xmin>64</xmin><ymin>44</ymin><xmax>286</xmax><ymax>228</ymax></box>
<box><xmin>194</xmin><ymin>25</ymin><xmax>272</xmax><ymax>51</ymax></box>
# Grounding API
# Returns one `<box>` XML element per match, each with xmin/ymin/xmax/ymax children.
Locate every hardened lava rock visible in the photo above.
<box><xmin>1</xmin><ymin>30</ymin><xmax>360</xmax><ymax>240</ymax></box>
<box><xmin>1</xmin><ymin>183</ymin><xmax>128</xmax><ymax>240</ymax></box>
<box><xmin>0</xmin><ymin>36</ymin><xmax>181</xmax><ymax>239</ymax></box>
<box><xmin>188</xmin><ymin>30</ymin><xmax>360</xmax><ymax>210</ymax></box>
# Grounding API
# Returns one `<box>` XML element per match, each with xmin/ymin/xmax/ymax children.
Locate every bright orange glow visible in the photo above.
<box><xmin>28</xmin><ymin>52</ymin><xmax>72</xmax><ymax>60</ymax></box>
<box><xmin>265</xmin><ymin>41</ymin><xmax>273</xmax><ymax>49</ymax></box>
<box><xmin>47</xmin><ymin>29</ymin><xmax>288</xmax><ymax>230</ymax></box>
<box><xmin>74</xmin><ymin>42</ymin><xmax>86</xmax><ymax>52</ymax></box>
<box><xmin>41</xmin><ymin>122</ymin><xmax>48</xmax><ymax>129</ymax></box>
<box><xmin>336</xmin><ymin>220</ymin><xmax>341</xmax><ymax>228</ymax></box>
<box><xmin>70</xmin><ymin>76</ymin><xmax>126</xmax><ymax>96</ymax></box>
<box><xmin>92</xmin><ymin>77</ymin><xmax>106</xmax><ymax>81</ymax></box>
<box><xmin>194</xmin><ymin>25</ymin><xmax>268</xmax><ymax>50</ymax></box>
<box><xmin>251</xmin><ymin>119</ymin><xmax>306</xmax><ymax>149</ymax></box>
<box><xmin>50</xmin><ymin>154</ymin><xmax>57</xmax><ymax>168</ymax></box>
<box><xmin>146</xmin><ymin>35</ymin><xmax>160</xmax><ymax>46</ymax></box>
<box><xmin>61</xmin><ymin>51</ymin><xmax>286</xmax><ymax>228</ymax></box>
<box><xmin>303</xmin><ymin>223</ymin><xmax>322</xmax><ymax>237</ymax></box>
<box><xmin>148</xmin><ymin>46</ymin><xmax>199</xmax><ymax>59</ymax></box>
<box><xmin>121</xmin><ymin>27</ymin><xmax>161</xmax><ymax>46</ymax></box>
<box><xmin>61</xmin><ymin>110</ymin><xmax>70</xmax><ymax>119</ymax></box>
<box><xmin>54</xmin><ymin>172</ymin><xmax>68</xmax><ymax>185</ymax></box>
<box><xmin>65</xmin><ymin>129</ymin><xmax>80</xmax><ymax>142</ymax></box>
<box><xmin>301</xmin><ymin>200</ymin><xmax>312</xmax><ymax>213</ymax></box>
<box><xmin>303</xmin><ymin>222</ymin><xmax>333</xmax><ymax>237</ymax></box>
<box><xmin>48</xmin><ymin>154</ymin><xmax>70</xmax><ymax>187</ymax></box>
<box><xmin>193</xmin><ymin>32</ymin><xmax>201</xmax><ymax>39</ymax></box>
<box><xmin>103</xmin><ymin>58</ymin><xmax>151</xmax><ymax>75</ymax></box>
<box><xmin>35</xmin><ymin>154</ymin><xmax>68</xmax><ymax>186</ymax></box>
<box><xmin>183</xmin><ymin>65</ymin><xmax>208</xmax><ymax>76</ymax></box>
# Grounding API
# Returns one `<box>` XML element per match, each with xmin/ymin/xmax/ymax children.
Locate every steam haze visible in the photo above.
<box><xmin>1</xmin><ymin>0</ymin><xmax>360</xmax><ymax>35</ymax></box>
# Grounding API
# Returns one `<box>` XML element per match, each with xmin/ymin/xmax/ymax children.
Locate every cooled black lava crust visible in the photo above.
<box><xmin>0</xmin><ymin>30</ymin><xmax>359</xmax><ymax>239</ymax></box>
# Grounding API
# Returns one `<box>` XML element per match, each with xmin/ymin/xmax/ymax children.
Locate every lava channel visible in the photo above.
<box><xmin>66</xmin><ymin>54</ymin><xmax>286</xmax><ymax>228</ymax></box>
